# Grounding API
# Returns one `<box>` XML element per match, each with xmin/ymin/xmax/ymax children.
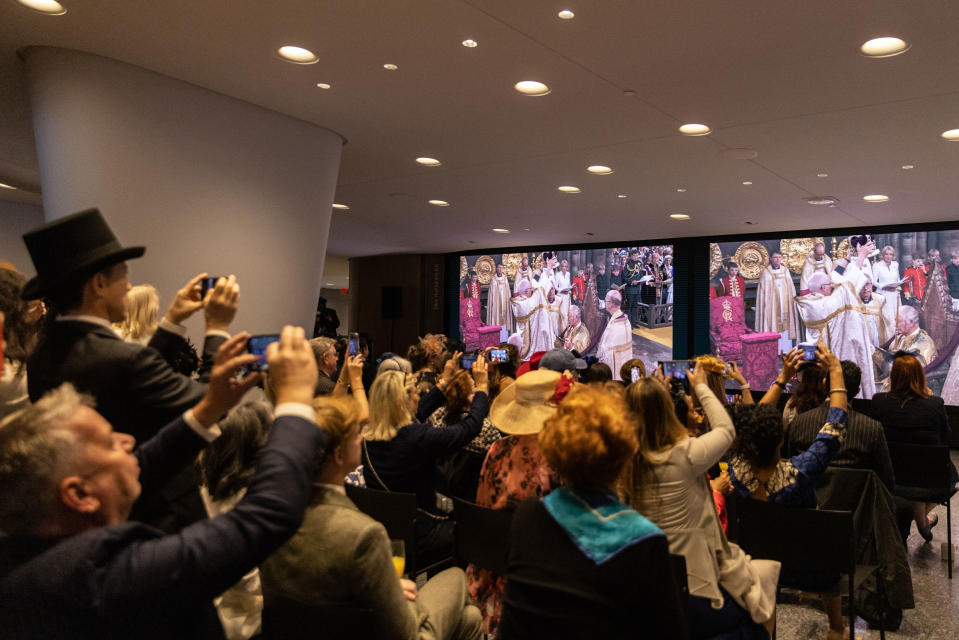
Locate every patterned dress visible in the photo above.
<box><xmin>466</xmin><ymin>434</ymin><xmax>561</xmax><ymax>635</ymax></box>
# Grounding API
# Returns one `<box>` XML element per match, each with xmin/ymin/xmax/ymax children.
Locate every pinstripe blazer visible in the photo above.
<box><xmin>785</xmin><ymin>403</ymin><xmax>895</xmax><ymax>491</ymax></box>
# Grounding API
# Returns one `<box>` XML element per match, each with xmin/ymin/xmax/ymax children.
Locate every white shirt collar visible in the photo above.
<box><xmin>56</xmin><ymin>314</ymin><xmax>114</xmax><ymax>330</ymax></box>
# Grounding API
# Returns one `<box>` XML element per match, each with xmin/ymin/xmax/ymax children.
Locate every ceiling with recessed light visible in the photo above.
<box><xmin>1</xmin><ymin>0</ymin><xmax>958</xmax><ymax>257</ymax></box>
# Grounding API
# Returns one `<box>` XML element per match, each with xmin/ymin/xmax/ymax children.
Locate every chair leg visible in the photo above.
<box><xmin>848</xmin><ymin>569</ymin><xmax>855</xmax><ymax>640</ymax></box>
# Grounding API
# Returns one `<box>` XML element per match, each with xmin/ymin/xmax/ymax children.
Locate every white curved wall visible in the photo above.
<box><xmin>24</xmin><ymin>47</ymin><xmax>343</xmax><ymax>336</ymax></box>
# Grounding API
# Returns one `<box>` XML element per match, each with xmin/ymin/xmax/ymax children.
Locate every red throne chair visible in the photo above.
<box><xmin>459</xmin><ymin>297</ymin><xmax>502</xmax><ymax>351</ymax></box>
<box><xmin>709</xmin><ymin>296</ymin><xmax>781</xmax><ymax>390</ymax></box>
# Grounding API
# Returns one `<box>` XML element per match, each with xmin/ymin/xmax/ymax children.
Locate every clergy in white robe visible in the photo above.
<box><xmin>795</xmin><ymin>258</ymin><xmax>877</xmax><ymax>398</ymax></box>
<box><xmin>799</xmin><ymin>243</ymin><xmax>833</xmax><ymax>291</ymax></box>
<box><xmin>514</xmin><ymin>256</ymin><xmax>534</xmax><ymax>292</ymax></box>
<box><xmin>755</xmin><ymin>251</ymin><xmax>801</xmax><ymax>351</ymax></box>
<box><xmin>486</xmin><ymin>264</ymin><xmax>514</xmax><ymax>333</ymax></box>
<box><xmin>511</xmin><ymin>281</ymin><xmax>559</xmax><ymax>360</ymax></box>
<box><xmin>858</xmin><ymin>278</ymin><xmax>887</xmax><ymax>346</ymax></box>
<box><xmin>598</xmin><ymin>290</ymin><xmax>633</xmax><ymax>381</ymax></box>
<box><xmin>871</xmin><ymin>247</ymin><xmax>901</xmax><ymax>347</ymax></box>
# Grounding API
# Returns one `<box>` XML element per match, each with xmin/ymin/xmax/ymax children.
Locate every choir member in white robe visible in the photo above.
<box><xmin>871</xmin><ymin>246</ymin><xmax>901</xmax><ymax>346</ymax></box>
<box><xmin>755</xmin><ymin>251</ymin><xmax>801</xmax><ymax>351</ymax></box>
<box><xmin>486</xmin><ymin>263</ymin><xmax>514</xmax><ymax>338</ymax></box>
<box><xmin>858</xmin><ymin>277</ymin><xmax>887</xmax><ymax>346</ymax></box>
<box><xmin>511</xmin><ymin>280</ymin><xmax>558</xmax><ymax>360</ymax></box>
<box><xmin>799</xmin><ymin>242</ymin><xmax>833</xmax><ymax>291</ymax></box>
<box><xmin>597</xmin><ymin>290</ymin><xmax>633</xmax><ymax>381</ymax></box>
<box><xmin>795</xmin><ymin>249</ymin><xmax>877</xmax><ymax>398</ymax></box>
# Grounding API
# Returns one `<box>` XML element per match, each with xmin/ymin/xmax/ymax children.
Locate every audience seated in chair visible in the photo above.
<box><xmin>260</xmin><ymin>395</ymin><xmax>481</xmax><ymax>640</ymax></box>
<box><xmin>728</xmin><ymin>343</ymin><xmax>849</xmax><ymax>640</ymax></box>
<box><xmin>498</xmin><ymin>384</ymin><xmax>687</xmax><ymax>639</ymax></box>
<box><xmin>624</xmin><ymin>362</ymin><xmax>778</xmax><ymax>640</ymax></box>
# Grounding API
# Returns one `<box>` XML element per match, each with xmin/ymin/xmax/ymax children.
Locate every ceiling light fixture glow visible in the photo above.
<box><xmin>676</xmin><ymin>187</ymin><xmax>687</xmax><ymax>193</ymax></box>
<box><xmin>669</xmin><ymin>213</ymin><xmax>691</xmax><ymax>220</ymax></box>
<box><xmin>816</xmin><ymin>173</ymin><xmax>829</xmax><ymax>178</ymax></box>
<box><xmin>586</xmin><ymin>165</ymin><xmax>613</xmax><ymax>175</ymax></box>
<box><xmin>558</xmin><ymin>9</ymin><xmax>575</xmax><ymax>19</ymax></box>
<box><xmin>901</xmin><ymin>164</ymin><xmax>915</xmax><ymax>170</ymax></box>
<box><xmin>429</xmin><ymin>199</ymin><xmax>450</xmax><ymax>206</ymax></box>
<box><xmin>942</xmin><ymin>129</ymin><xmax>959</xmax><ymax>141</ymax></box>
<box><xmin>0</xmin><ymin>183</ymin><xmax>16</xmax><ymax>190</ymax></box>
<box><xmin>277</xmin><ymin>46</ymin><xmax>318</xmax><ymax>64</ymax></box>
<box><xmin>557</xmin><ymin>185</ymin><xmax>581</xmax><ymax>193</ymax></box>
<box><xmin>617</xmin><ymin>194</ymin><xmax>628</xmax><ymax>199</ymax></box>
<box><xmin>863</xmin><ymin>194</ymin><xmax>889</xmax><ymax>202</ymax></box>
<box><xmin>742</xmin><ymin>181</ymin><xmax>753</xmax><ymax>186</ymax></box>
<box><xmin>383</xmin><ymin>63</ymin><xmax>398</xmax><ymax>70</ymax></box>
<box><xmin>860</xmin><ymin>37</ymin><xmax>910</xmax><ymax>58</ymax></box>
<box><xmin>316</xmin><ymin>82</ymin><xmax>331</xmax><ymax>89</ymax></box>
<box><xmin>462</xmin><ymin>39</ymin><xmax>478</xmax><ymax>48</ymax></box>
<box><xmin>492</xmin><ymin>228</ymin><xmax>510</xmax><ymax>234</ymax></box>
<box><xmin>514</xmin><ymin>80</ymin><xmax>551</xmax><ymax>96</ymax></box>
<box><xmin>332</xmin><ymin>203</ymin><xmax>350</xmax><ymax>210</ymax></box>
<box><xmin>416</xmin><ymin>157</ymin><xmax>442</xmax><ymax>166</ymax></box>
<box><xmin>16</xmin><ymin>0</ymin><xmax>66</xmax><ymax>15</ymax></box>
<box><xmin>679</xmin><ymin>123</ymin><xmax>711</xmax><ymax>136</ymax></box>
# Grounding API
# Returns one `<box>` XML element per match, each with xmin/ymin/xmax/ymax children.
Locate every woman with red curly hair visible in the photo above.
<box><xmin>498</xmin><ymin>384</ymin><xmax>686</xmax><ymax>639</ymax></box>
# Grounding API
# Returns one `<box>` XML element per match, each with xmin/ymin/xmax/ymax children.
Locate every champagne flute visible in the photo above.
<box><xmin>390</xmin><ymin>540</ymin><xmax>405</xmax><ymax>578</ymax></box>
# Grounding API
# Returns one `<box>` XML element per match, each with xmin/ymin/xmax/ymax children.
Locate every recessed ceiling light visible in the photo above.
<box><xmin>462</xmin><ymin>39</ymin><xmax>478</xmax><ymax>48</ymax></box>
<box><xmin>742</xmin><ymin>181</ymin><xmax>753</xmax><ymax>186</ymax></box>
<box><xmin>0</xmin><ymin>183</ymin><xmax>16</xmax><ymax>190</ymax></box>
<box><xmin>416</xmin><ymin>157</ymin><xmax>442</xmax><ymax>166</ymax></box>
<box><xmin>860</xmin><ymin>37</ymin><xmax>910</xmax><ymax>58</ymax></box>
<box><xmin>514</xmin><ymin>80</ymin><xmax>551</xmax><ymax>96</ymax></box>
<box><xmin>806</xmin><ymin>196</ymin><xmax>839</xmax><ymax>206</ymax></box>
<box><xmin>942</xmin><ymin>129</ymin><xmax>959</xmax><ymax>141</ymax></box>
<box><xmin>277</xmin><ymin>46</ymin><xmax>318</xmax><ymax>64</ymax></box>
<box><xmin>669</xmin><ymin>213</ymin><xmax>691</xmax><ymax>220</ymax></box>
<box><xmin>676</xmin><ymin>187</ymin><xmax>687</xmax><ymax>193</ymax></box>
<box><xmin>15</xmin><ymin>0</ymin><xmax>66</xmax><ymax>15</ymax></box>
<box><xmin>332</xmin><ymin>203</ymin><xmax>350</xmax><ymax>210</ymax></box>
<box><xmin>557</xmin><ymin>185</ymin><xmax>581</xmax><ymax>193</ymax></box>
<box><xmin>558</xmin><ymin>9</ymin><xmax>575</xmax><ymax>19</ymax></box>
<box><xmin>429</xmin><ymin>199</ymin><xmax>450</xmax><ymax>206</ymax></box>
<box><xmin>901</xmin><ymin>164</ymin><xmax>915</xmax><ymax>170</ymax></box>
<box><xmin>679</xmin><ymin>123</ymin><xmax>711</xmax><ymax>136</ymax></box>
<box><xmin>383</xmin><ymin>63</ymin><xmax>398</xmax><ymax>70</ymax></box>
<box><xmin>316</xmin><ymin>82</ymin><xmax>331</xmax><ymax>89</ymax></box>
<box><xmin>863</xmin><ymin>194</ymin><xmax>889</xmax><ymax>202</ymax></box>
<box><xmin>587</xmin><ymin>165</ymin><xmax>613</xmax><ymax>175</ymax></box>
<box><xmin>816</xmin><ymin>173</ymin><xmax>829</xmax><ymax>178</ymax></box>
<box><xmin>617</xmin><ymin>194</ymin><xmax>628</xmax><ymax>199</ymax></box>
<box><xmin>492</xmin><ymin>228</ymin><xmax>510</xmax><ymax>234</ymax></box>
<box><xmin>325</xmin><ymin>282</ymin><xmax>335</xmax><ymax>286</ymax></box>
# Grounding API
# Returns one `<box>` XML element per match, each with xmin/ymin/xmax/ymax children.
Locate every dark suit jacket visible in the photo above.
<box><xmin>0</xmin><ymin>413</ymin><xmax>326</xmax><ymax>640</ymax></box>
<box><xmin>28</xmin><ymin>320</ymin><xmax>225</xmax><ymax>443</ymax></box>
<box><xmin>868</xmin><ymin>392</ymin><xmax>951</xmax><ymax>446</ymax></box>
<box><xmin>785</xmin><ymin>403</ymin><xmax>895</xmax><ymax>490</ymax></box>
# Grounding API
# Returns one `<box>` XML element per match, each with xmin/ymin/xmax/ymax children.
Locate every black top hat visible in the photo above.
<box><xmin>21</xmin><ymin>208</ymin><xmax>145</xmax><ymax>299</ymax></box>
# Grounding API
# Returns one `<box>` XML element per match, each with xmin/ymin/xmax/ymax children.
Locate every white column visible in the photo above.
<box><xmin>24</xmin><ymin>47</ymin><xmax>344</xmax><ymax>335</ymax></box>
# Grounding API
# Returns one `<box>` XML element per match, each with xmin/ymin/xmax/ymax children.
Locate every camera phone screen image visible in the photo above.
<box><xmin>660</xmin><ymin>360</ymin><xmax>690</xmax><ymax>379</ymax></box>
<box><xmin>460</xmin><ymin>353</ymin><xmax>478</xmax><ymax>370</ymax></box>
<box><xmin>247</xmin><ymin>334</ymin><xmax>280</xmax><ymax>371</ymax></box>
<box><xmin>200</xmin><ymin>276</ymin><xmax>219</xmax><ymax>297</ymax></box>
<box><xmin>800</xmin><ymin>344</ymin><xmax>818</xmax><ymax>361</ymax></box>
<box><xmin>489</xmin><ymin>349</ymin><xmax>508</xmax><ymax>363</ymax></box>
<box><xmin>348</xmin><ymin>333</ymin><xmax>360</xmax><ymax>357</ymax></box>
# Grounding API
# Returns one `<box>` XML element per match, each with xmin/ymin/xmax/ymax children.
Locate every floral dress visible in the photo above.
<box><xmin>467</xmin><ymin>434</ymin><xmax>561</xmax><ymax>635</ymax></box>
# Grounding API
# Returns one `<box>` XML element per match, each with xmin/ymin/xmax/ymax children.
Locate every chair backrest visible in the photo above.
<box><xmin>728</xmin><ymin>493</ymin><xmax>854</xmax><ymax>575</ymax></box>
<box><xmin>886</xmin><ymin>442</ymin><xmax>952</xmax><ymax>491</ymax></box>
<box><xmin>670</xmin><ymin>554</ymin><xmax>689</xmax><ymax>618</ymax></box>
<box><xmin>345</xmin><ymin>484</ymin><xmax>417</xmax><ymax>567</ymax></box>
<box><xmin>452</xmin><ymin>497</ymin><xmax>513</xmax><ymax>574</ymax></box>
<box><xmin>261</xmin><ymin>589</ymin><xmax>373</xmax><ymax>639</ymax></box>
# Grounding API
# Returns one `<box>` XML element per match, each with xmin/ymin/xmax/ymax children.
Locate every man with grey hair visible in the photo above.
<box><xmin>597</xmin><ymin>290</ymin><xmax>632</xmax><ymax>381</ymax></box>
<box><xmin>556</xmin><ymin>304</ymin><xmax>590</xmax><ymax>353</ymax></box>
<box><xmin>0</xmin><ymin>328</ymin><xmax>328</xmax><ymax>639</ymax></box>
<box><xmin>882</xmin><ymin>306</ymin><xmax>937</xmax><ymax>367</ymax></box>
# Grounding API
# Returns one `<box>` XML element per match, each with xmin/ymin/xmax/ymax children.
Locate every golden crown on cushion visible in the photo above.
<box><xmin>695</xmin><ymin>354</ymin><xmax>727</xmax><ymax>374</ymax></box>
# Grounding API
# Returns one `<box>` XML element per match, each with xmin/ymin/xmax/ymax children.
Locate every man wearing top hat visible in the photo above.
<box><xmin>22</xmin><ymin>208</ymin><xmax>239</xmax><ymax>446</ymax></box>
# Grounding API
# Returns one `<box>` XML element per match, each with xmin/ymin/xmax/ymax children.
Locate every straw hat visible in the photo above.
<box><xmin>490</xmin><ymin>369</ymin><xmax>561</xmax><ymax>435</ymax></box>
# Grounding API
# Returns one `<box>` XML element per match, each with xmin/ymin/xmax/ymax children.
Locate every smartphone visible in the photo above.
<box><xmin>660</xmin><ymin>360</ymin><xmax>694</xmax><ymax>379</ymax></box>
<box><xmin>348</xmin><ymin>332</ymin><xmax>360</xmax><ymax>357</ymax></box>
<box><xmin>200</xmin><ymin>276</ymin><xmax>221</xmax><ymax>297</ymax></box>
<box><xmin>246</xmin><ymin>334</ymin><xmax>280</xmax><ymax>372</ymax></box>
<box><xmin>460</xmin><ymin>352</ymin><xmax>478</xmax><ymax>370</ymax></box>
<box><xmin>799</xmin><ymin>344</ymin><xmax>818</xmax><ymax>361</ymax></box>
<box><xmin>630</xmin><ymin>366</ymin><xmax>642</xmax><ymax>383</ymax></box>
<box><xmin>489</xmin><ymin>348</ymin><xmax>508</xmax><ymax>364</ymax></box>
<box><xmin>723</xmin><ymin>362</ymin><xmax>734</xmax><ymax>376</ymax></box>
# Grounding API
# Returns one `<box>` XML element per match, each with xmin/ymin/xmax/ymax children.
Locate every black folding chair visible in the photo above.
<box><xmin>451</xmin><ymin>497</ymin><xmax>513</xmax><ymax>574</ymax></box>
<box><xmin>261</xmin><ymin>589</ymin><xmax>373</xmax><ymax>639</ymax></box>
<box><xmin>728</xmin><ymin>493</ymin><xmax>881</xmax><ymax>640</ymax></box>
<box><xmin>886</xmin><ymin>442</ymin><xmax>956</xmax><ymax>578</ymax></box>
<box><xmin>345</xmin><ymin>484</ymin><xmax>452</xmax><ymax>577</ymax></box>
<box><xmin>670</xmin><ymin>553</ymin><xmax>689</xmax><ymax>620</ymax></box>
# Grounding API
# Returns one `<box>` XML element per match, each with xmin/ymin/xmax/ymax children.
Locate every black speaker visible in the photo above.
<box><xmin>381</xmin><ymin>286</ymin><xmax>403</xmax><ymax>319</ymax></box>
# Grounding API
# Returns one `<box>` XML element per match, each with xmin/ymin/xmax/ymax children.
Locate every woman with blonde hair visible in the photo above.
<box><xmin>624</xmin><ymin>363</ymin><xmax>778</xmax><ymax>640</ymax></box>
<box><xmin>498</xmin><ymin>384</ymin><xmax>686</xmax><ymax>639</ymax></box>
<box><xmin>362</xmin><ymin>355</ymin><xmax>490</xmax><ymax>566</ymax></box>
<box><xmin>114</xmin><ymin>284</ymin><xmax>159</xmax><ymax>345</ymax></box>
